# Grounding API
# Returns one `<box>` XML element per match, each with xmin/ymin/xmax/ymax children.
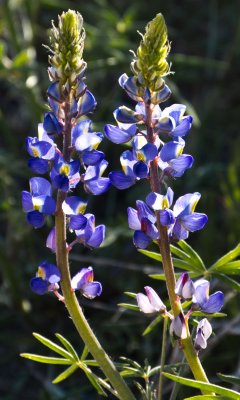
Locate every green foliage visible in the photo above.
<box><xmin>163</xmin><ymin>373</ymin><xmax>240</xmax><ymax>399</ymax></box>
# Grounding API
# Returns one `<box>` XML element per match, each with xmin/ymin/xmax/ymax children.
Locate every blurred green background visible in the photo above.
<box><xmin>0</xmin><ymin>0</ymin><xmax>240</xmax><ymax>398</ymax></box>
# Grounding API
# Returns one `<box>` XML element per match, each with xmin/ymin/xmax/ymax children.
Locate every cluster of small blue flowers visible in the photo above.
<box><xmin>22</xmin><ymin>48</ymin><xmax>107</xmax><ymax>298</ymax></box>
<box><xmin>137</xmin><ymin>272</ymin><xmax>224</xmax><ymax>351</ymax></box>
<box><xmin>105</xmin><ymin>74</ymin><xmax>207</xmax><ymax>248</ymax></box>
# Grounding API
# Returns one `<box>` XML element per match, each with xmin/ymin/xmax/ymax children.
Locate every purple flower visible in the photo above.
<box><xmin>158</xmin><ymin>104</ymin><xmax>192</xmax><ymax>138</ymax></box>
<box><xmin>170</xmin><ymin>313</ymin><xmax>187</xmax><ymax>339</ymax></box>
<box><xmin>22</xmin><ymin>177</ymin><xmax>56</xmax><ymax>228</ymax></box>
<box><xmin>127</xmin><ymin>200</ymin><xmax>159</xmax><ymax>248</ymax></box>
<box><xmin>51</xmin><ymin>154</ymin><xmax>80</xmax><ymax>192</ymax></box>
<box><xmin>175</xmin><ymin>272</ymin><xmax>195</xmax><ymax>300</ymax></box>
<box><xmin>192</xmin><ymin>279</ymin><xmax>224</xmax><ymax>314</ymax></box>
<box><xmin>71</xmin><ymin>267</ymin><xmax>102</xmax><ymax>299</ymax></box>
<box><xmin>136</xmin><ymin>286</ymin><xmax>166</xmax><ymax>314</ymax></box>
<box><xmin>83</xmin><ymin>159</ymin><xmax>111</xmax><ymax>195</ymax></box>
<box><xmin>146</xmin><ymin>188</ymin><xmax>175</xmax><ymax>226</ymax></box>
<box><xmin>75</xmin><ymin>214</ymin><xmax>105</xmax><ymax>249</ymax></box>
<box><xmin>72</xmin><ymin>120</ymin><xmax>103</xmax><ymax>153</ymax></box>
<box><xmin>30</xmin><ymin>261</ymin><xmax>61</xmax><ymax>295</ymax></box>
<box><xmin>170</xmin><ymin>192</ymin><xmax>208</xmax><ymax>241</ymax></box>
<box><xmin>158</xmin><ymin>138</ymin><xmax>194</xmax><ymax>178</ymax></box>
<box><xmin>194</xmin><ymin>318</ymin><xmax>212</xmax><ymax>350</ymax></box>
<box><xmin>62</xmin><ymin>196</ymin><xmax>87</xmax><ymax>230</ymax></box>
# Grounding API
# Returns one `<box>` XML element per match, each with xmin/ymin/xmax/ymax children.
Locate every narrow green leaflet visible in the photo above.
<box><xmin>191</xmin><ymin>311</ymin><xmax>227</xmax><ymax>318</ymax></box>
<box><xmin>214</xmin><ymin>273</ymin><xmax>240</xmax><ymax>292</ymax></box>
<box><xmin>55</xmin><ymin>333</ymin><xmax>79</xmax><ymax>361</ymax></box>
<box><xmin>52</xmin><ymin>364</ymin><xmax>79</xmax><ymax>384</ymax></box>
<box><xmin>142</xmin><ymin>315</ymin><xmax>162</xmax><ymax>336</ymax></box>
<box><xmin>184</xmin><ymin>396</ymin><xmax>229</xmax><ymax>400</ymax></box>
<box><xmin>170</xmin><ymin>244</ymin><xmax>192</xmax><ymax>261</ymax></box>
<box><xmin>163</xmin><ymin>373</ymin><xmax>240</xmax><ymax>399</ymax></box>
<box><xmin>124</xmin><ymin>292</ymin><xmax>137</xmax><ymax>299</ymax></box>
<box><xmin>212</xmin><ymin>261</ymin><xmax>240</xmax><ymax>274</ymax></box>
<box><xmin>218</xmin><ymin>373</ymin><xmax>240</xmax><ymax>387</ymax></box>
<box><xmin>149</xmin><ymin>272</ymin><xmax>199</xmax><ymax>281</ymax></box>
<box><xmin>83</xmin><ymin>368</ymin><xmax>108</xmax><ymax>397</ymax></box>
<box><xmin>81</xmin><ymin>345</ymin><xmax>89</xmax><ymax>361</ymax></box>
<box><xmin>20</xmin><ymin>354</ymin><xmax>73</xmax><ymax>365</ymax></box>
<box><xmin>33</xmin><ymin>332</ymin><xmax>75</xmax><ymax>361</ymax></box>
<box><xmin>210</xmin><ymin>243</ymin><xmax>240</xmax><ymax>270</ymax></box>
<box><xmin>118</xmin><ymin>303</ymin><xmax>139</xmax><ymax>311</ymax></box>
<box><xmin>178</xmin><ymin>240</ymin><xmax>206</xmax><ymax>271</ymax></box>
<box><xmin>139</xmin><ymin>249</ymin><xmax>196</xmax><ymax>271</ymax></box>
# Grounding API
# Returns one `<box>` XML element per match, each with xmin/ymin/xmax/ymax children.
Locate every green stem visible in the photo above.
<box><xmin>145</xmin><ymin>102</ymin><xmax>214</xmax><ymax>395</ymax></box>
<box><xmin>157</xmin><ymin>317</ymin><xmax>168</xmax><ymax>400</ymax></box>
<box><xmin>55</xmin><ymin>99</ymin><xmax>136</xmax><ymax>400</ymax></box>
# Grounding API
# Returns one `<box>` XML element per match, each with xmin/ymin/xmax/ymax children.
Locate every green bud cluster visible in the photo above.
<box><xmin>131</xmin><ymin>13</ymin><xmax>170</xmax><ymax>93</ymax></box>
<box><xmin>48</xmin><ymin>10</ymin><xmax>86</xmax><ymax>90</ymax></box>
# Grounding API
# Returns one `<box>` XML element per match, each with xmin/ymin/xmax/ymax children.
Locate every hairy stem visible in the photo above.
<box><xmin>145</xmin><ymin>102</ymin><xmax>214</xmax><ymax>394</ymax></box>
<box><xmin>55</xmin><ymin>98</ymin><xmax>136</xmax><ymax>400</ymax></box>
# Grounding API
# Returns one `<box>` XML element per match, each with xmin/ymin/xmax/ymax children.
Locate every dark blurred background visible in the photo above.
<box><xmin>0</xmin><ymin>0</ymin><xmax>240</xmax><ymax>399</ymax></box>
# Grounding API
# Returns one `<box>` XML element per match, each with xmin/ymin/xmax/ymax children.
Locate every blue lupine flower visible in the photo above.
<box><xmin>158</xmin><ymin>104</ymin><xmax>192</xmax><ymax>137</ymax></box>
<box><xmin>170</xmin><ymin>313</ymin><xmax>187</xmax><ymax>339</ymax></box>
<box><xmin>51</xmin><ymin>154</ymin><xmax>80</xmax><ymax>192</ymax></box>
<box><xmin>170</xmin><ymin>192</ymin><xmax>208</xmax><ymax>241</ymax></box>
<box><xmin>75</xmin><ymin>214</ymin><xmax>105</xmax><ymax>249</ymax></box>
<box><xmin>109</xmin><ymin>135</ymin><xmax>158</xmax><ymax>189</ymax></box>
<box><xmin>114</xmin><ymin>102</ymin><xmax>161</xmax><ymax>126</ymax></box>
<box><xmin>83</xmin><ymin>159</ymin><xmax>111</xmax><ymax>195</ymax></box>
<box><xmin>43</xmin><ymin>112</ymin><xmax>63</xmax><ymax>135</ymax></box>
<box><xmin>30</xmin><ymin>261</ymin><xmax>61</xmax><ymax>295</ymax></box>
<box><xmin>22</xmin><ymin>177</ymin><xmax>56</xmax><ymax>228</ymax></box>
<box><xmin>194</xmin><ymin>318</ymin><xmax>212</xmax><ymax>351</ymax></box>
<box><xmin>26</xmin><ymin>135</ymin><xmax>56</xmax><ymax>174</ymax></box>
<box><xmin>158</xmin><ymin>138</ymin><xmax>194</xmax><ymax>178</ymax></box>
<box><xmin>127</xmin><ymin>200</ymin><xmax>159</xmax><ymax>248</ymax></box>
<box><xmin>71</xmin><ymin>267</ymin><xmax>102</xmax><ymax>299</ymax></box>
<box><xmin>62</xmin><ymin>196</ymin><xmax>87</xmax><ymax>230</ymax></box>
<box><xmin>175</xmin><ymin>272</ymin><xmax>195</xmax><ymax>300</ymax></box>
<box><xmin>146</xmin><ymin>188</ymin><xmax>175</xmax><ymax>226</ymax></box>
<box><xmin>136</xmin><ymin>286</ymin><xmax>166</xmax><ymax>314</ymax></box>
<box><xmin>192</xmin><ymin>279</ymin><xmax>224</xmax><ymax>313</ymax></box>
<box><xmin>72</xmin><ymin>120</ymin><xmax>103</xmax><ymax>152</ymax></box>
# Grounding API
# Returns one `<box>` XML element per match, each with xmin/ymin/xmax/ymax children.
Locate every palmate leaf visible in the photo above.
<box><xmin>163</xmin><ymin>373</ymin><xmax>240</xmax><ymax>399</ymax></box>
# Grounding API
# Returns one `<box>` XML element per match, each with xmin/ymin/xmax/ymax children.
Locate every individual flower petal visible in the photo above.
<box><xmin>136</xmin><ymin>293</ymin><xmax>156</xmax><ymax>313</ymax></box>
<box><xmin>69</xmin><ymin>215</ymin><xmax>87</xmax><ymax>230</ymax></box>
<box><xmin>133</xmin><ymin>161</ymin><xmax>149</xmax><ymax>178</ymax></box>
<box><xmin>43</xmin><ymin>112</ymin><xmax>63</xmax><ymax>134</ymax></box>
<box><xmin>194</xmin><ymin>318</ymin><xmax>212</xmax><ymax>350</ymax></box>
<box><xmin>46</xmin><ymin>226</ymin><xmax>56</xmax><ymax>253</ymax></box>
<box><xmin>114</xmin><ymin>106</ymin><xmax>141</xmax><ymax>124</ymax></box>
<box><xmin>127</xmin><ymin>207</ymin><xmax>141</xmax><ymax>231</ymax></box>
<box><xmin>27</xmin><ymin>210</ymin><xmax>45</xmax><ymax>228</ymax></box>
<box><xmin>62</xmin><ymin>196</ymin><xmax>87</xmax><ymax>215</ymax></box>
<box><xmin>133</xmin><ymin>230</ymin><xmax>151</xmax><ymax>249</ymax></box>
<box><xmin>30</xmin><ymin>177</ymin><xmax>52</xmax><ymax>197</ymax></box>
<box><xmin>71</xmin><ymin>267</ymin><xmax>93</xmax><ymax>290</ymax></box>
<box><xmin>104</xmin><ymin>124</ymin><xmax>136</xmax><ymax>144</ymax></box>
<box><xmin>160</xmin><ymin>139</ymin><xmax>185</xmax><ymax>162</ymax></box>
<box><xmin>82</xmin><ymin>282</ymin><xmax>102</xmax><ymax>299</ymax></box>
<box><xmin>86</xmin><ymin>224</ymin><xmax>105</xmax><ymax>248</ymax></box>
<box><xmin>181</xmin><ymin>213</ymin><xmax>208</xmax><ymax>232</ymax></box>
<box><xmin>160</xmin><ymin>209</ymin><xmax>175</xmax><ymax>226</ymax></box>
<box><xmin>84</xmin><ymin>177</ymin><xmax>111</xmax><ymax>195</ymax></box>
<box><xmin>30</xmin><ymin>277</ymin><xmax>49</xmax><ymax>295</ymax></box>
<box><xmin>81</xmin><ymin>150</ymin><xmax>104</xmax><ymax>166</ymax></box>
<box><xmin>109</xmin><ymin>171</ymin><xmax>136</xmax><ymax>189</ymax></box>
<box><xmin>78</xmin><ymin>90</ymin><xmax>96</xmax><ymax>115</ymax></box>
<box><xmin>171</xmin><ymin>116</ymin><xmax>193</xmax><ymax>137</ymax></box>
<box><xmin>28</xmin><ymin>158</ymin><xmax>49</xmax><ymax>174</ymax></box>
<box><xmin>144</xmin><ymin>286</ymin><xmax>166</xmax><ymax>312</ymax></box>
